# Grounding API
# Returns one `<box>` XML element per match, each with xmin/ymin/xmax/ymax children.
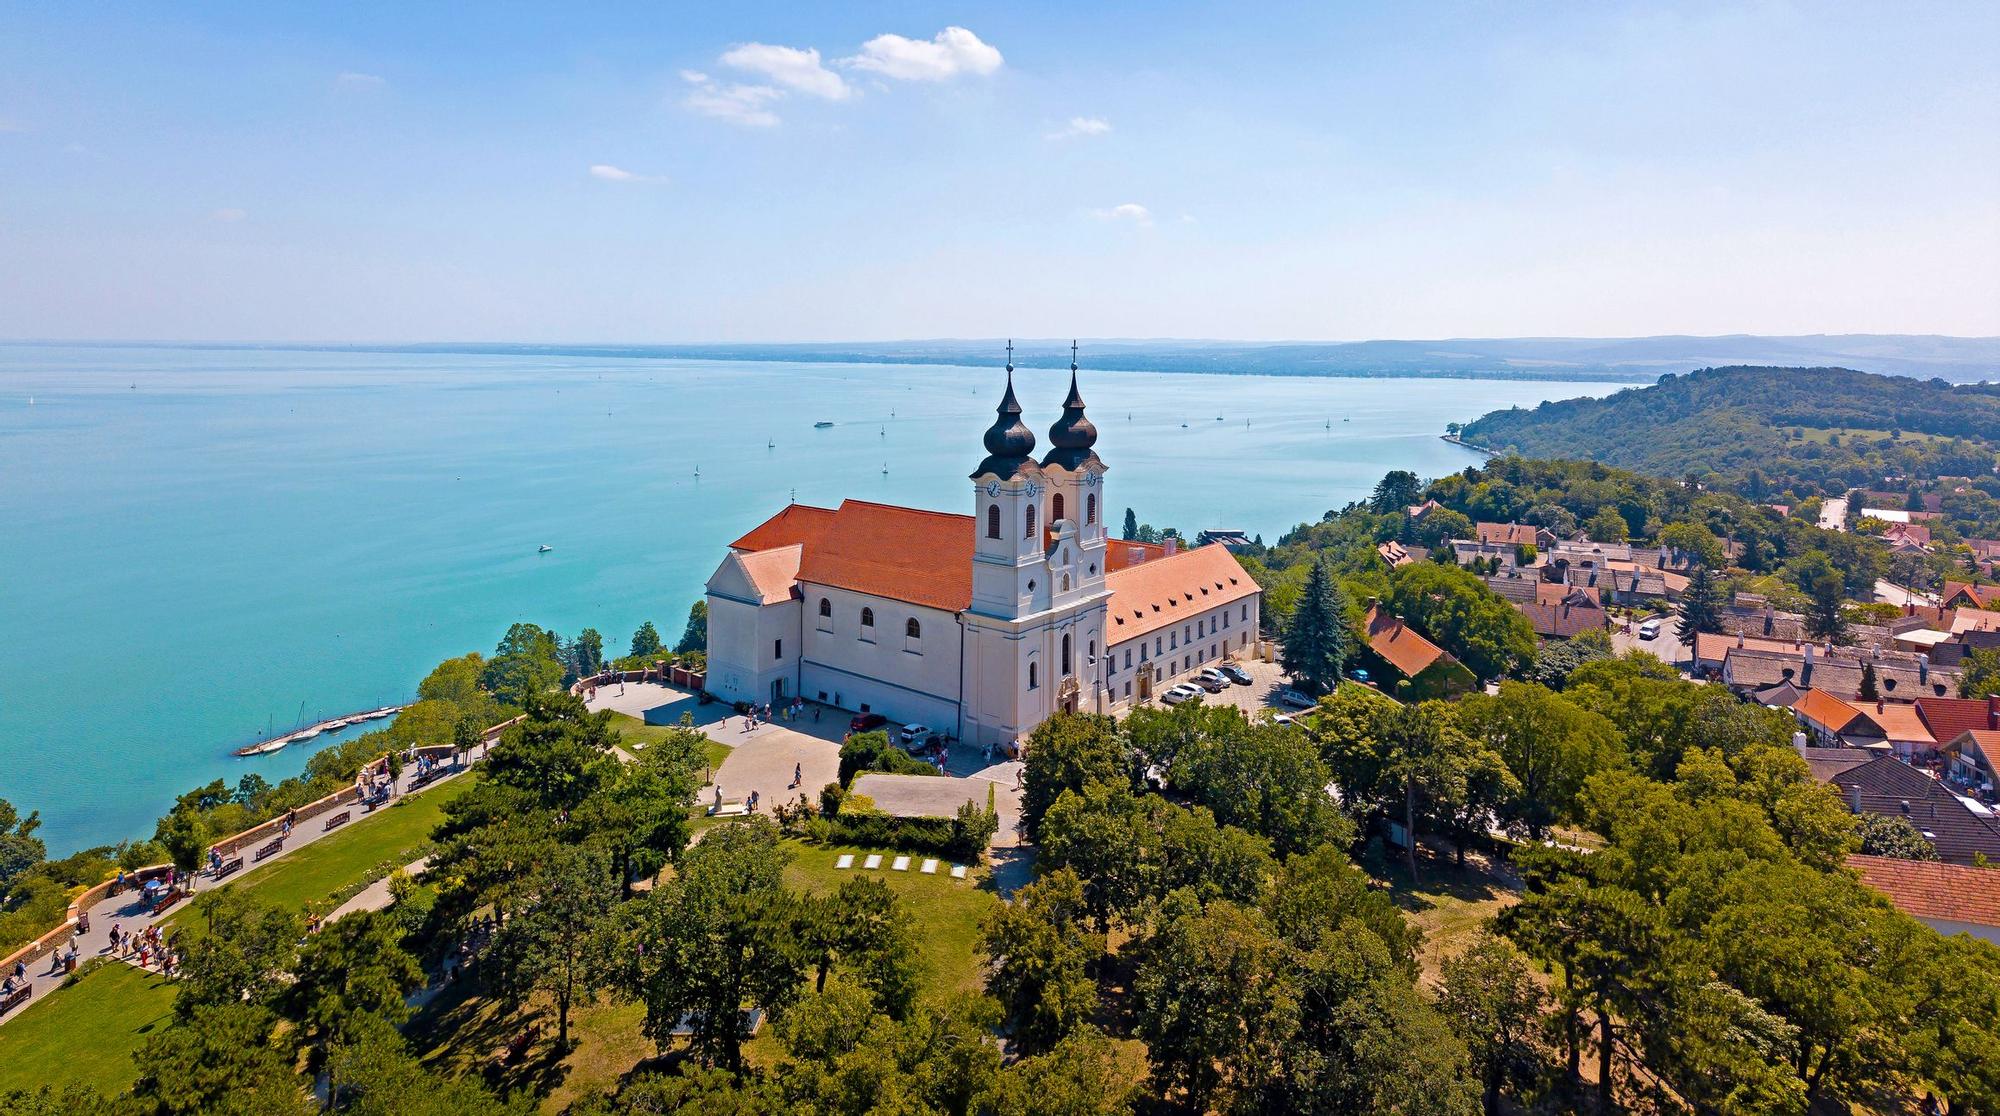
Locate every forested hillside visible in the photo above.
<box><xmin>1460</xmin><ymin>366</ymin><xmax>2000</xmax><ymax>501</ymax></box>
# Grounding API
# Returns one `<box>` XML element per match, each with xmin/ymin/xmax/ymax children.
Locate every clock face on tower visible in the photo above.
<box><xmin>985</xmin><ymin>482</ymin><xmax>1001</xmax><ymax>498</ymax></box>
<box><xmin>1025</xmin><ymin>482</ymin><xmax>1043</xmax><ymax>498</ymax></box>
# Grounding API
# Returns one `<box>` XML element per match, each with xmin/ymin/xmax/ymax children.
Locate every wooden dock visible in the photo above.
<box><xmin>232</xmin><ymin>705</ymin><xmax>405</xmax><ymax>757</ymax></box>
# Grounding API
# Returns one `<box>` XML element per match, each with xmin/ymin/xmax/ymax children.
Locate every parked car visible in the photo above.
<box><xmin>1161</xmin><ymin>683</ymin><xmax>1204</xmax><ymax>706</ymax></box>
<box><xmin>849</xmin><ymin>712</ymin><xmax>889</xmax><ymax>733</ymax></box>
<box><xmin>1271</xmin><ymin>712</ymin><xmax>1296</xmax><ymax>726</ymax></box>
<box><xmin>1220</xmin><ymin>663</ymin><xmax>1254</xmax><ymax>685</ymax></box>
<box><xmin>1195</xmin><ymin>669</ymin><xmax>1229</xmax><ymax>692</ymax></box>
<box><xmin>898</xmin><ymin>724</ymin><xmax>932</xmax><ymax>749</ymax></box>
<box><xmin>1277</xmin><ymin>687</ymin><xmax>1316</xmax><ymax>708</ymax></box>
<box><xmin>1638</xmin><ymin>618</ymin><xmax>1663</xmax><ymax>640</ymax></box>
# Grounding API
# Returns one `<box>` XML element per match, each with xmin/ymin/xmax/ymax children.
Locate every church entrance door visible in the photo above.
<box><xmin>771</xmin><ymin>679</ymin><xmax>786</xmax><ymax>703</ymax></box>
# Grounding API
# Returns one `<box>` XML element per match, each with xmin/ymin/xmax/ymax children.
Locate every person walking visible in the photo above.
<box><xmin>793</xmin><ymin>762</ymin><xmax>802</xmax><ymax>788</ymax></box>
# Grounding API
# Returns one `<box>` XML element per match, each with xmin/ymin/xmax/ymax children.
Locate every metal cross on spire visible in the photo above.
<box><xmin>1005</xmin><ymin>339</ymin><xmax>1014</xmax><ymax>372</ymax></box>
<box><xmin>1071</xmin><ymin>339</ymin><xmax>1078</xmax><ymax>373</ymax></box>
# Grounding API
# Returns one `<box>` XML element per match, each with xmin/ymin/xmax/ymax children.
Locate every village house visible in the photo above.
<box><xmin>1848</xmin><ymin>856</ymin><xmax>2000</xmax><ymax>945</ymax></box>
<box><xmin>1376</xmin><ymin>539</ymin><xmax>1425</xmax><ymax>568</ymax></box>
<box><xmin>1474</xmin><ymin>521</ymin><xmax>1556</xmax><ymax>552</ymax></box>
<box><xmin>1362</xmin><ymin>603</ymin><xmax>1475</xmax><ymax>699</ymax></box>
<box><xmin>1800</xmin><ymin>748</ymin><xmax>2000</xmax><ymax>866</ymax></box>
<box><xmin>1721</xmin><ymin>644</ymin><xmax>1959</xmax><ymax>704</ymax></box>
<box><xmin>1941</xmin><ymin>581</ymin><xmax>2000</xmax><ymax>611</ymax></box>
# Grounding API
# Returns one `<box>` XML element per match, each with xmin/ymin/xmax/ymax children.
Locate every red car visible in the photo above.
<box><xmin>848</xmin><ymin>712</ymin><xmax>889</xmax><ymax>733</ymax></box>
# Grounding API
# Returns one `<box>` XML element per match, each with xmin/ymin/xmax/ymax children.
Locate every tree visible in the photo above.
<box><xmin>1169</xmin><ymin>714</ymin><xmax>1351</xmax><ymax>857</ymax></box>
<box><xmin>1122</xmin><ymin>506</ymin><xmax>1139</xmax><ymax>541</ymax></box>
<box><xmin>1456</xmin><ymin>683</ymin><xmax>1621</xmax><ymax>841</ymax></box>
<box><xmin>579</xmin><ymin>723</ymin><xmax>707</xmax><ymax>888</ymax></box>
<box><xmin>129</xmin><ymin>1003</ymin><xmax>305</xmax><ymax>1115</ymax></box>
<box><xmin>1132</xmin><ymin>895</ymin><xmax>1297</xmax><ymax>1112</ymax></box>
<box><xmin>630</xmin><ymin>620</ymin><xmax>663</xmax><ymax>658</ymax></box>
<box><xmin>482</xmin><ymin>622</ymin><xmax>565</xmax><ymax>706</ymax></box>
<box><xmin>980</xmin><ymin>868</ymin><xmax>1103</xmax><ymax>1053</ymax></box>
<box><xmin>325</xmin><ymin>1015</ymin><xmax>534</xmax><ymax>1116</ymax></box>
<box><xmin>0</xmin><ymin>799</ymin><xmax>45</xmax><ymax>893</ymax></box>
<box><xmin>571</xmin><ymin>627</ymin><xmax>605</xmax><ymax>677</ymax></box>
<box><xmin>1264</xmin><ymin>844</ymin><xmax>1418</xmax><ymax>973</ymax></box>
<box><xmin>290</xmin><ymin>910</ymin><xmax>424</xmax><ymax>1064</ymax></box>
<box><xmin>1960</xmin><ymin>646</ymin><xmax>2000</xmax><ymax>698</ymax></box>
<box><xmin>486</xmin><ymin>842</ymin><xmax>619</xmax><ymax>1048</ymax></box>
<box><xmin>1386</xmin><ymin>562</ymin><xmax>1538</xmax><ymax>681</ymax></box>
<box><xmin>983</xmin><ymin>1027</ymin><xmax>1137</xmax><ymax>1116</ymax></box>
<box><xmin>1856</xmin><ymin>813</ymin><xmax>1938</xmax><ymax>860</ymax></box>
<box><xmin>1020</xmin><ymin>713</ymin><xmax>1128</xmax><ymax>840</ymax></box>
<box><xmin>176</xmin><ymin>889</ymin><xmax>302</xmax><ymax>1016</ymax></box>
<box><xmin>483</xmin><ymin>690</ymin><xmax>619</xmax><ymax>812</ymax></box>
<box><xmin>1659</xmin><ymin>521</ymin><xmax>1726</xmax><ymax>568</ymax></box>
<box><xmin>795</xmin><ymin>877</ymin><xmax>920</xmax><ymax>1014</ymax></box>
<box><xmin>676</xmin><ymin>601</ymin><xmax>708</xmax><ymax>654</ymax></box>
<box><xmin>619</xmin><ymin>817</ymin><xmax>804</xmax><ymax>1071</ymax></box>
<box><xmin>1438</xmin><ymin>936</ymin><xmax>1546</xmax><ymax>1116</ymax></box>
<box><xmin>417</xmin><ymin>652</ymin><xmax>489</xmax><ymax>708</ymax></box>
<box><xmin>1372</xmin><ymin>470</ymin><xmax>1424</xmax><ymax>515</ymax></box>
<box><xmin>1789</xmin><ymin>551</ymin><xmax>1851</xmax><ymax>643</ymax></box>
<box><xmin>1037</xmin><ymin>786</ymin><xmax>1153</xmax><ymax>934</ymax></box>
<box><xmin>1676</xmin><ymin>562</ymin><xmax>1725</xmax><ymax>644</ymax></box>
<box><xmin>1585</xmin><ymin>506</ymin><xmax>1630</xmax><ymax>544</ymax></box>
<box><xmin>1859</xmin><ymin>661</ymin><xmax>1880</xmax><ymax>702</ymax></box>
<box><xmin>156</xmin><ymin>805</ymin><xmax>208</xmax><ymax>879</ymax></box>
<box><xmin>1280</xmin><ymin>556</ymin><xmax>1353</xmax><ymax>694</ymax></box>
<box><xmin>1413</xmin><ymin>507</ymin><xmax>1475</xmax><ymax>550</ymax></box>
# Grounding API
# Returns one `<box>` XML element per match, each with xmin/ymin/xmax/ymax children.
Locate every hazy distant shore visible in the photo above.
<box><xmin>9</xmin><ymin>333</ymin><xmax>1996</xmax><ymax>383</ymax></box>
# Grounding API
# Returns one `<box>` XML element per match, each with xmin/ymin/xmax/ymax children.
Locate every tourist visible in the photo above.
<box><xmin>812</xmin><ymin>705</ymin><xmax>821</xmax><ymax>723</ymax></box>
<box><xmin>76</xmin><ymin>911</ymin><xmax>88</xmax><ymax>934</ymax></box>
<box><xmin>793</xmin><ymin>762</ymin><xmax>802</xmax><ymax>788</ymax></box>
<box><xmin>113</xmin><ymin>868</ymin><xmax>126</xmax><ymax>894</ymax></box>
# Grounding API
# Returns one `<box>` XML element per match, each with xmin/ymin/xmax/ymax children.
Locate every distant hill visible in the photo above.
<box><xmin>44</xmin><ymin>334</ymin><xmax>2000</xmax><ymax>383</ymax></box>
<box><xmin>1457</xmin><ymin>365</ymin><xmax>2000</xmax><ymax>499</ymax></box>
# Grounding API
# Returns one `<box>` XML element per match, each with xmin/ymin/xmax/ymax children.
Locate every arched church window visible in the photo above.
<box><xmin>1025</xmin><ymin>505</ymin><xmax>1038</xmax><ymax>539</ymax></box>
<box><xmin>1086</xmin><ymin>494</ymin><xmax>1096</xmax><ymax>524</ymax></box>
<box><xmin>1061</xmin><ymin>575</ymin><xmax>1071</xmax><ymax>593</ymax></box>
<box><xmin>818</xmin><ymin>598</ymin><xmax>831</xmax><ymax>617</ymax></box>
<box><xmin>1062</xmin><ymin>633</ymin><xmax>1072</xmax><ymax>675</ymax></box>
<box><xmin>1052</xmin><ymin>493</ymin><xmax>1065</xmax><ymax>525</ymax></box>
<box><xmin>906</xmin><ymin>618</ymin><xmax>921</xmax><ymax>639</ymax></box>
<box><xmin>986</xmin><ymin>504</ymin><xmax>1000</xmax><ymax>539</ymax></box>
<box><xmin>1028</xmin><ymin>661</ymin><xmax>1039</xmax><ymax>689</ymax></box>
<box><xmin>860</xmin><ymin>607</ymin><xmax>874</xmax><ymax>628</ymax></box>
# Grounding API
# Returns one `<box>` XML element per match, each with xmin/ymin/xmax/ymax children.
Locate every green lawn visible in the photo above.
<box><xmin>1377</xmin><ymin>853</ymin><xmax>1520</xmax><ymax>987</ymax></box>
<box><xmin>780</xmin><ymin>841</ymin><xmax>997</xmax><ymax>1000</ymax></box>
<box><xmin>0</xmin><ymin>962</ymin><xmax>177</xmax><ymax>1096</ymax></box>
<box><xmin>169</xmin><ymin>775</ymin><xmax>472</xmax><ymax>932</ymax></box>
<box><xmin>605</xmin><ymin>711</ymin><xmax>732</xmax><ymax>772</ymax></box>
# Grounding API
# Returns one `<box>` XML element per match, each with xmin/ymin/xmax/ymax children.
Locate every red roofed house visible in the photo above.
<box><xmin>705</xmin><ymin>358</ymin><xmax>1262</xmax><ymax>751</ymax></box>
<box><xmin>1850</xmin><ymin>856</ymin><xmax>2000</xmax><ymax>944</ymax></box>
<box><xmin>1475</xmin><ymin>521</ymin><xmax>1556</xmax><ymax>552</ymax></box>
<box><xmin>1363</xmin><ymin>603</ymin><xmax>1475</xmax><ymax>699</ymax></box>
<box><xmin>1515</xmin><ymin>588</ymin><xmax>1608</xmax><ymax>640</ymax></box>
<box><xmin>1942</xmin><ymin>581</ymin><xmax>2000</xmax><ymax>611</ymax></box>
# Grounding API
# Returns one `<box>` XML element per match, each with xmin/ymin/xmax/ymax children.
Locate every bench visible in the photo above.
<box><xmin>254</xmin><ymin>838</ymin><xmax>284</xmax><ymax>863</ymax></box>
<box><xmin>323</xmin><ymin>811</ymin><xmax>352</xmax><ymax>832</ymax></box>
<box><xmin>215</xmin><ymin>856</ymin><xmax>244</xmax><ymax>880</ymax></box>
<box><xmin>0</xmin><ymin>986</ymin><xmax>29</xmax><ymax>1015</ymax></box>
<box><xmin>152</xmin><ymin>887</ymin><xmax>184</xmax><ymax>914</ymax></box>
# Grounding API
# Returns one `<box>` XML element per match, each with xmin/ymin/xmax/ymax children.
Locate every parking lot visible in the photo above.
<box><xmin>1143</xmin><ymin>653</ymin><xmax>1307</xmax><ymax>720</ymax></box>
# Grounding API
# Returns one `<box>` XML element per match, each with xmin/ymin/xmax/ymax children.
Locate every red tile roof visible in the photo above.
<box><xmin>1943</xmin><ymin>581</ymin><xmax>2000</xmax><ymax>610</ymax></box>
<box><xmin>789</xmin><ymin>500</ymin><xmax>977</xmax><ymax>612</ymax></box>
<box><xmin>1105</xmin><ymin>540</ymin><xmax>1167</xmax><ymax>572</ymax></box>
<box><xmin>736</xmin><ymin>544</ymin><xmax>804</xmax><ymax>605</ymax></box>
<box><xmin>1850</xmin><ymin>854</ymin><xmax>2000</xmax><ymax>928</ymax></box>
<box><xmin>1914</xmin><ymin>696</ymin><xmax>2000</xmax><ymax>742</ymax></box>
<box><xmin>1796</xmin><ymin>688</ymin><xmax>1867</xmax><ymax>733</ymax></box>
<box><xmin>1476</xmin><ymin>522</ymin><xmax>1540</xmax><ymax>547</ymax></box>
<box><xmin>1516</xmin><ymin>593</ymin><xmax>1607</xmax><ymax>639</ymax></box>
<box><xmin>1104</xmin><ymin>544</ymin><xmax>1258</xmax><ymax>643</ymax></box>
<box><xmin>1365</xmin><ymin>604</ymin><xmax>1449</xmax><ymax>679</ymax></box>
<box><xmin>730</xmin><ymin>503</ymin><xmax>837</xmax><ymax>553</ymax></box>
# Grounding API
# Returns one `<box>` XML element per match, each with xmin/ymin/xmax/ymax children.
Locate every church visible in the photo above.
<box><xmin>702</xmin><ymin>348</ymin><xmax>1263</xmax><ymax>752</ymax></box>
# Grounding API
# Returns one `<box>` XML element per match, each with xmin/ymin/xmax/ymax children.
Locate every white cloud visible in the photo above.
<box><xmin>719</xmin><ymin>42</ymin><xmax>850</xmax><ymax>100</ymax></box>
<box><xmin>681</xmin><ymin>72</ymin><xmax>784</xmax><ymax>127</ymax></box>
<box><xmin>846</xmin><ymin>27</ymin><xmax>1002</xmax><ymax>82</ymax></box>
<box><xmin>1048</xmin><ymin>116</ymin><xmax>1112</xmax><ymax>140</ymax></box>
<box><xmin>590</xmin><ymin>163</ymin><xmax>666</xmax><ymax>184</ymax></box>
<box><xmin>211</xmin><ymin>208</ymin><xmax>247</xmax><ymax>222</ymax></box>
<box><xmin>1092</xmin><ymin>203</ymin><xmax>1152</xmax><ymax>226</ymax></box>
<box><xmin>334</xmin><ymin>71</ymin><xmax>386</xmax><ymax>90</ymax></box>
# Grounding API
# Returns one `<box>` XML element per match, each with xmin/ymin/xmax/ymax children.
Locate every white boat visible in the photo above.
<box><xmin>363</xmin><ymin>707</ymin><xmax>395</xmax><ymax>720</ymax></box>
<box><xmin>538</xmin><ymin>544</ymin><xmax>553</xmax><ymax>553</ymax></box>
<box><xmin>289</xmin><ymin>727</ymin><xmax>321</xmax><ymax>743</ymax></box>
<box><xmin>323</xmin><ymin>718</ymin><xmax>351</xmax><ymax>731</ymax></box>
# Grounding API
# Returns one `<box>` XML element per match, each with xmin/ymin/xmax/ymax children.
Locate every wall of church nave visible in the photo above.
<box><xmin>705</xmin><ymin>594</ymin><xmax>803</xmax><ymax>706</ymax></box>
<box><xmin>798</xmin><ymin>660</ymin><xmax>960</xmax><ymax>736</ymax></box>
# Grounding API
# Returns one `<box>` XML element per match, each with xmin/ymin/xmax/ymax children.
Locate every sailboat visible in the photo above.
<box><xmin>881</xmin><ymin>462</ymin><xmax>889</xmax><ymax>474</ymax></box>
<box><xmin>766</xmin><ymin>437</ymin><xmax>775</xmax><ymax>448</ymax></box>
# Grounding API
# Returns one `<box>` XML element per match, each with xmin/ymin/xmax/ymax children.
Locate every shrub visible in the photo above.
<box><xmin>823</xmin><ymin>812</ymin><xmax>959</xmax><ymax>856</ymax></box>
<box><xmin>818</xmin><ymin>782</ymin><xmax>847</xmax><ymax>818</ymax></box>
<box><xmin>838</xmin><ymin>731</ymin><xmax>937</xmax><ymax>787</ymax></box>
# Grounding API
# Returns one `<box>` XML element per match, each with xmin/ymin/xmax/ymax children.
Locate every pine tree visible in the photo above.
<box><xmin>1858</xmin><ymin>662</ymin><xmax>1879</xmax><ymax>702</ymax></box>
<box><xmin>1122</xmin><ymin>507</ymin><xmax>1139</xmax><ymax>541</ymax></box>
<box><xmin>1675</xmin><ymin>564</ymin><xmax>1725</xmax><ymax>644</ymax></box>
<box><xmin>1280</xmin><ymin>556</ymin><xmax>1353</xmax><ymax>694</ymax></box>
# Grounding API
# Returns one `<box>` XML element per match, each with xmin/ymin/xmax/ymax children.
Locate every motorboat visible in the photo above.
<box><xmin>814</xmin><ymin>421</ymin><xmax>834</xmax><ymax>428</ymax></box>
<box><xmin>289</xmin><ymin>727</ymin><xmax>322</xmax><ymax>743</ymax></box>
<box><xmin>323</xmin><ymin>718</ymin><xmax>351</xmax><ymax>731</ymax></box>
<box><xmin>539</xmin><ymin>544</ymin><xmax>553</xmax><ymax>553</ymax></box>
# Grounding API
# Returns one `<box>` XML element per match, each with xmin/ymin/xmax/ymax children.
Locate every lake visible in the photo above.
<box><xmin>0</xmin><ymin>345</ymin><xmax>1616</xmax><ymax>851</ymax></box>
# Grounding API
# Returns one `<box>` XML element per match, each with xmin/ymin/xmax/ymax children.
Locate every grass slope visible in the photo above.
<box><xmin>603</xmin><ymin>711</ymin><xmax>732</xmax><ymax>772</ymax></box>
<box><xmin>0</xmin><ymin>962</ymin><xmax>177</xmax><ymax>1096</ymax></box>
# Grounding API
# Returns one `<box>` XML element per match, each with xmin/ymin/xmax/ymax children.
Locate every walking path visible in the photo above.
<box><xmin>0</xmin><ymin>741</ymin><xmax>489</xmax><ymax>1028</ymax></box>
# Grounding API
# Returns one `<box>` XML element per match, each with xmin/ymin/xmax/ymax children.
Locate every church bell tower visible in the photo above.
<box><xmin>970</xmin><ymin>342</ymin><xmax>1049</xmax><ymax>620</ymax></box>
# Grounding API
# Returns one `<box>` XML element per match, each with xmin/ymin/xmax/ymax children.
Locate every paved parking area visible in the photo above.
<box><xmin>707</xmin><ymin>725</ymin><xmax>841</xmax><ymax>814</ymax></box>
<box><xmin>1139</xmin><ymin>654</ymin><xmax>1302</xmax><ymax>719</ymax></box>
<box><xmin>852</xmin><ymin>762</ymin><xmax>1026</xmax><ymax>848</ymax></box>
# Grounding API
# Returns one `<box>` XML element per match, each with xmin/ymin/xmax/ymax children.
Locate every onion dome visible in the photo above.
<box><xmin>971</xmin><ymin>344</ymin><xmax>1044</xmax><ymax>481</ymax></box>
<box><xmin>1041</xmin><ymin>342</ymin><xmax>1104</xmax><ymax>472</ymax></box>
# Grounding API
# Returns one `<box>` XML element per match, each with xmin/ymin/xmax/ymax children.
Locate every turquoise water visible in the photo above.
<box><xmin>0</xmin><ymin>345</ymin><xmax>1617</xmax><ymax>851</ymax></box>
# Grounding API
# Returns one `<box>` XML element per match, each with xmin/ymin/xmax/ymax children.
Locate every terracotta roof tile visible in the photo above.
<box><xmin>794</xmin><ymin>500</ymin><xmax>976</xmax><ymax>612</ymax></box>
<box><xmin>1914</xmin><ymin>696</ymin><xmax>2000</xmax><ymax>742</ymax></box>
<box><xmin>1477</xmin><ymin>522</ymin><xmax>1540</xmax><ymax>547</ymax></box>
<box><xmin>1796</xmin><ymin>688</ymin><xmax>1866</xmax><ymax>732</ymax></box>
<box><xmin>735</xmin><ymin>544</ymin><xmax>804</xmax><ymax>606</ymax></box>
<box><xmin>1365</xmin><ymin>604</ymin><xmax>1448</xmax><ymax>679</ymax></box>
<box><xmin>1104</xmin><ymin>544</ymin><xmax>1258</xmax><ymax>644</ymax></box>
<box><xmin>1850</xmin><ymin>854</ymin><xmax>2000</xmax><ymax>928</ymax></box>
<box><xmin>731</xmin><ymin>504</ymin><xmax>837</xmax><ymax>552</ymax></box>
<box><xmin>1105</xmin><ymin>540</ymin><xmax>1167</xmax><ymax>572</ymax></box>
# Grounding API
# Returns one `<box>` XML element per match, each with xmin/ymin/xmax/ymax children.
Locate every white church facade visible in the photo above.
<box><xmin>703</xmin><ymin>350</ymin><xmax>1262</xmax><ymax>751</ymax></box>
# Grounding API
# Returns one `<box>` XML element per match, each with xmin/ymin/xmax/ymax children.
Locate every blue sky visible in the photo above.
<box><xmin>2</xmin><ymin>2</ymin><xmax>1995</xmax><ymax>342</ymax></box>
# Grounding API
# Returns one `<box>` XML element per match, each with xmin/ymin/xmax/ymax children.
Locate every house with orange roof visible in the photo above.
<box><xmin>1362</xmin><ymin>603</ymin><xmax>1475</xmax><ymax>699</ymax></box>
<box><xmin>1849</xmin><ymin>856</ymin><xmax>2000</xmax><ymax>945</ymax></box>
<box><xmin>704</xmin><ymin>351</ymin><xmax>1262</xmax><ymax>751</ymax></box>
<box><xmin>1942</xmin><ymin>581</ymin><xmax>2000</xmax><ymax>611</ymax></box>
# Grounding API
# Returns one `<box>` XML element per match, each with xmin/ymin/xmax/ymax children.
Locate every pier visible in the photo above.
<box><xmin>231</xmin><ymin>705</ymin><xmax>405</xmax><ymax>757</ymax></box>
